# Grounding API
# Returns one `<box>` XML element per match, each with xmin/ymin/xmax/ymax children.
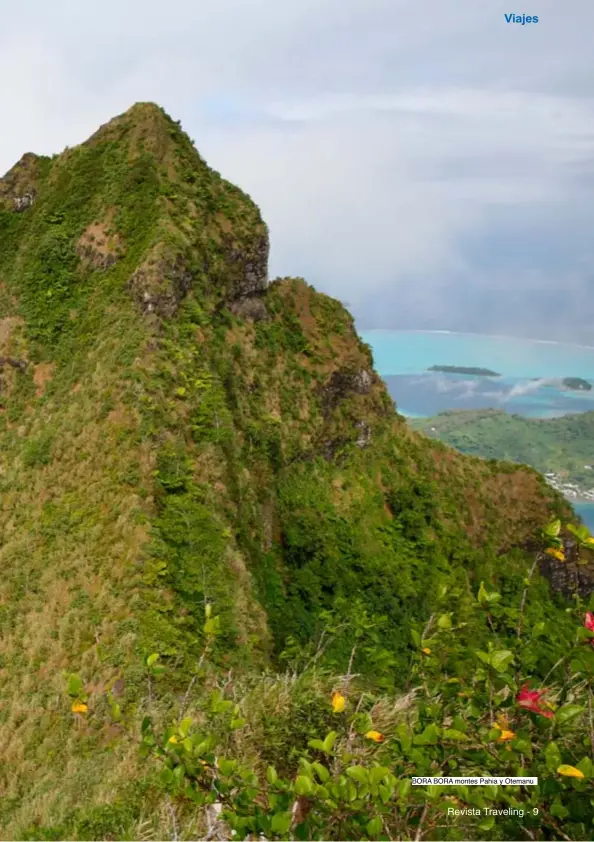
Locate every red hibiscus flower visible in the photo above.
<box><xmin>516</xmin><ymin>684</ymin><xmax>554</xmax><ymax>719</ymax></box>
<box><xmin>585</xmin><ymin>612</ymin><xmax>594</xmax><ymax>641</ymax></box>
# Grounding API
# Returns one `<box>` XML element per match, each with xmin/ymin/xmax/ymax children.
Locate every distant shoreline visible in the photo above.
<box><xmin>362</xmin><ymin>328</ymin><xmax>594</xmax><ymax>352</ymax></box>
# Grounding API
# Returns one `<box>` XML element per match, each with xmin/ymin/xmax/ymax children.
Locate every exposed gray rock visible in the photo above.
<box><xmin>13</xmin><ymin>193</ymin><xmax>35</xmax><ymax>212</ymax></box>
<box><xmin>538</xmin><ymin>540</ymin><xmax>594</xmax><ymax>598</ymax></box>
<box><xmin>228</xmin><ymin>295</ymin><xmax>268</xmax><ymax>321</ymax></box>
<box><xmin>223</xmin><ymin>231</ymin><xmax>269</xmax><ymax>301</ymax></box>
<box><xmin>354</xmin><ymin>420</ymin><xmax>372</xmax><ymax>448</ymax></box>
<box><xmin>128</xmin><ymin>256</ymin><xmax>194</xmax><ymax>318</ymax></box>
<box><xmin>320</xmin><ymin>367</ymin><xmax>375</xmax><ymax>415</ymax></box>
<box><xmin>0</xmin><ymin>357</ymin><xmax>27</xmax><ymax>372</ymax></box>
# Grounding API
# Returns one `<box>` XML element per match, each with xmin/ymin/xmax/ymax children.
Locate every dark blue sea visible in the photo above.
<box><xmin>573</xmin><ymin>502</ymin><xmax>594</xmax><ymax>533</ymax></box>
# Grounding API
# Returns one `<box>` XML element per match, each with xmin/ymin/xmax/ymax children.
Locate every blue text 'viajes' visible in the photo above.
<box><xmin>505</xmin><ymin>13</ymin><xmax>539</xmax><ymax>24</ymax></box>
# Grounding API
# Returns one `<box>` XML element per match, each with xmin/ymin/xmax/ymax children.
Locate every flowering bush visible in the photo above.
<box><xmin>136</xmin><ymin>522</ymin><xmax>594</xmax><ymax>840</ymax></box>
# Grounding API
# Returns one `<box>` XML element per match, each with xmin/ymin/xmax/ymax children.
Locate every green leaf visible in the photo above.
<box><xmin>218</xmin><ymin>759</ymin><xmax>236</xmax><ymax>776</ymax></box>
<box><xmin>322</xmin><ymin>731</ymin><xmax>338</xmax><ymax>753</ymax></box>
<box><xmin>452</xmin><ymin>716</ymin><xmax>467</xmax><ymax>733</ymax></box>
<box><xmin>266</xmin><ymin>766</ymin><xmax>278</xmax><ymax>786</ymax></box>
<box><xmin>204</xmin><ymin>616</ymin><xmax>220</xmax><ymax>636</ymax></box>
<box><xmin>411</xmin><ymin>629</ymin><xmax>421</xmax><ymax>647</ymax></box>
<box><xmin>413</xmin><ymin>723</ymin><xmax>439</xmax><ymax>745</ymax></box>
<box><xmin>67</xmin><ymin>674</ymin><xmax>83</xmax><ymax>697</ymax></box>
<box><xmin>443</xmin><ymin>729</ymin><xmax>469</xmax><ymax>741</ymax></box>
<box><xmin>512</xmin><ymin>737</ymin><xmax>532</xmax><ymax>756</ymax></box>
<box><xmin>544</xmin><ymin>519</ymin><xmax>561</xmax><ymax>538</ymax></box>
<box><xmin>366</xmin><ymin>816</ymin><xmax>383</xmax><ymax>838</ymax></box>
<box><xmin>556</xmin><ymin>704</ymin><xmax>584</xmax><ymax>725</ymax></box>
<box><xmin>397</xmin><ymin>779</ymin><xmax>412</xmax><ymax>799</ymax></box>
<box><xmin>396</xmin><ymin>723</ymin><xmax>412</xmax><ymax>752</ymax></box>
<box><xmin>346</xmin><ymin>766</ymin><xmax>368</xmax><ymax>784</ymax></box>
<box><xmin>271</xmin><ymin>813</ymin><xmax>292</xmax><ymax>834</ymax></box>
<box><xmin>146</xmin><ymin>653</ymin><xmax>159</xmax><ymax>667</ymax></box>
<box><xmin>294</xmin><ymin>775</ymin><xmax>314</xmax><ymax>796</ymax></box>
<box><xmin>179</xmin><ymin>718</ymin><xmax>192</xmax><ymax>738</ymax></box>
<box><xmin>369</xmin><ymin>766</ymin><xmax>391</xmax><ymax>786</ymax></box>
<box><xmin>550</xmin><ymin>796</ymin><xmax>569</xmax><ymax>819</ymax></box>
<box><xmin>490</xmin><ymin>649</ymin><xmax>514</xmax><ymax>673</ymax></box>
<box><xmin>308</xmin><ymin>739</ymin><xmax>325</xmax><ymax>752</ymax></box>
<box><xmin>532</xmin><ymin>621</ymin><xmax>546</xmax><ymax>638</ymax></box>
<box><xmin>478</xmin><ymin>816</ymin><xmax>495</xmax><ymax>832</ymax></box>
<box><xmin>577</xmin><ymin>756</ymin><xmax>592</xmax><ymax>778</ymax></box>
<box><xmin>437</xmin><ymin>613</ymin><xmax>452</xmax><ymax>630</ymax></box>
<box><xmin>477</xmin><ymin>581</ymin><xmax>489</xmax><ymax>605</ymax></box>
<box><xmin>160</xmin><ymin>767</ymin><xmax>174</xmax><ymax>786</ymax></box>
<box><xmin>312</xmin><ymin>762</ymin><xmax>329</xmax><ymax>783</ymax></box>
<box><xmin>545</xmin><ymin>742</ymin><xmax>562</xmax><ymax>772</ymax></box>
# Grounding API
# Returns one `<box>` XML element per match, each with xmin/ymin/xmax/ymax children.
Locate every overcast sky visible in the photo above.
<box><xmin>1</xmin><ymin>0</ymin><xmax>593</xmax><ymax>342</ymax></box>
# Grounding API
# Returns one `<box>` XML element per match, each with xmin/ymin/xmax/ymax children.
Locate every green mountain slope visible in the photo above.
<box><xmin>411</xmin><ymin>408</ymin><xmax>594</xmax><ymax>496</ymax></box>
<box><xmin>0</xmin><ymin>104</ymin><xmax>590</xmax><ymax>839</ymax></box>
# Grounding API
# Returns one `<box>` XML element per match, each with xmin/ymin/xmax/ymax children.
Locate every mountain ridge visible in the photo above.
<box><xmin>0</xmin><ymin>102</ymin><xmax>583</xmax><ymax>838</ymax></box>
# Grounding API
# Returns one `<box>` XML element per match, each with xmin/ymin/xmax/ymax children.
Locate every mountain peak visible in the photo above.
<box><xmin>0</xmin><ymin>104</ymin><xmax>578</xmax><ymax>838</ymax></box>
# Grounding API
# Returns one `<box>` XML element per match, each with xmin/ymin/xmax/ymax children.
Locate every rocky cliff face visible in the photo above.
<box><xmin>0</xmin><ymin>102</ymin><xmax>575</xmax><ymax>834</ymax></box>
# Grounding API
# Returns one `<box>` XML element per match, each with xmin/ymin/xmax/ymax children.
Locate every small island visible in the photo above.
<box><xmin>562</xmin><ymin>377</ymin><xmax>592</xmax><ymax>391</ymax></box>
<box><xmin>539</xmin><ymin>377</ymin><xmax>593</xmax><ymax>392</ymax></box>
<box><xmin>427</xmin><ymin>365</ymin><xmax>501</xmax><ymax>377</ymax></box>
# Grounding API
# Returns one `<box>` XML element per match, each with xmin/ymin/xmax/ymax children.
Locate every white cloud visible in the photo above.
<box><xmin>0</xmin><ymin>0</ymin><xmax>593</xmax><ymax>341</ymax></box>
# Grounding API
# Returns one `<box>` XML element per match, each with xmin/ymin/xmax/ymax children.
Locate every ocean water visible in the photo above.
<box><xmin>573</xmin><ymin>502</ymin><xmax>594</xmax><ymax>532</ymax></box>
<box><xmin>360</xmin><ymin>330</ymin><xmax>594</xmax><ymax>419</ymax></box>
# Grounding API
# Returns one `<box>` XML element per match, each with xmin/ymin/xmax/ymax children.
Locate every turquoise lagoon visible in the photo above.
<box><xmin>360</xmin><ymin>330</ymin><xmax>594</xmax><ymax>420</ymax></box>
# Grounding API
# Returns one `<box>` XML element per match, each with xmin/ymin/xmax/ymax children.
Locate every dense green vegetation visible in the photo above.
<box><xmin>412</xmin><ymin>409</ymin><xmax>594</xmax><ymax>494</ymax></box>
<box><xmin>0</xmin><ymin>103</ymin><xmax>591</xmax><ymax>840</ymax></box>
<box><xmin>428</xmin><ymin>366</ymin><xmax>501</xmax><ymax>377</ymax></box>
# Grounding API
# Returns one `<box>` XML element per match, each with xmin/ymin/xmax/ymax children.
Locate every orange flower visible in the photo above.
<box><xmin>545</xmin><ymin>547</ymin><xmax>565</xmax><ymax>562</ymax></box>
<box><xmin>365</xmin><ymin>730</ymin><xmax>385</xmax><ymax>742</ymax></box>
<box><xmin>331</xmin><ymin>691</ymin><xmax>346</xmax><ymax>713</ymax></box>
<box><xmin>422</xmin><ymin>647</ymin><xmax>431</xmax><ymax>655</ymax></box>
<box><xmin>71</xmin><ymin>701</ymin><xmax>88</xmax><ymax>713</ymax></box>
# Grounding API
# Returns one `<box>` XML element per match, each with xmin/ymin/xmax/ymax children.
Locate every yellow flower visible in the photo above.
<box><xmin>498</xmin><ymin>729</ymin><xmax>515</xmax><ymax>741</ymax></box>
<box><xmin>422</xmin><ymin>647</ymin><xmax>431</xmax><ymax>655</ymax></box>
<box><xmin>493</xmin><ymin>716</ymin><xmax>515</xmax><ymax>740</ymax></box>
<box><xmin>168</xmin><ymin>735</ymin><xmax>179</xmax><ymax>744</ymax></box>
<box><xmin>545</xmin><ymin>548</ymin><xmax>565</xmax><ymax>561</ymax></box>
<box><xmin>71</xmin><ymin>701</ymin><xmax>88</xmax><ymax>713</ymax></box>
<box><xmin>365</xmin><ymin>730</ymin><xmax>385</xmax><ymax>742</ymax></box>
<box><xmin>331</xmin><ymin>691</ymin><xmax>346</xmax><ymax>713</ymax></box>
<box><xmin>557</xmin><ymin>764</ymin><xmax>584</xmax><ymax>779</ymax></box>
